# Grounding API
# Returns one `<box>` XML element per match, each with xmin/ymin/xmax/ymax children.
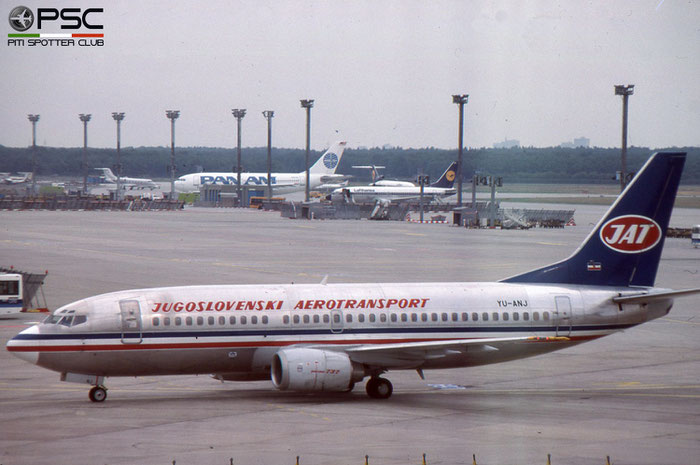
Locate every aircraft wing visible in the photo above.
<box><xmin>333</xmin><ymin>336</ymin><xmax>566</xmax><ymax>368</ymax></box>
<box><xmin>320</xmin><ymin>174</ymin><xmax>352</xmax><ymax>183</ymax></box>
<box><xmin>613</xmin><ymin>288</ymin><xmax>700</xmax><ymax>304</ymax></box>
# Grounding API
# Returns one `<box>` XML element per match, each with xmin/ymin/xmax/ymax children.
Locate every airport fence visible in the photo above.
<box><xmin>166</xmin><ymin>453</ymin><xmax>618</xmax><ymax>464</ymax></box>
<box><xmin>0</xmin><ymin>195</ymin><xmax>184</xmax><ymax>211</ymax></box>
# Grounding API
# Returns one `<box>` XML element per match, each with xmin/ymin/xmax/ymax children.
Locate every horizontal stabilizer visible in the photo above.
<box><xmin>613</xmin><ymin>287</ymin><xmax>700</xmax><ymax>304</ymax></box>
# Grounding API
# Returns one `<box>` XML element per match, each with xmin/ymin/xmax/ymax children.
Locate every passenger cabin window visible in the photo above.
<box><xmin>185</xmin><ymin>316</ymin><xmax>193</xmax><ymax>326</ymax></box>
<box><xmin>369</xmin><ymin>314</ymin><xmax>376</xmax><ymax>323</ymax></box>
<box><xmin>175</xmin><ymin>317</ymin><xmax>182</xmax><ymax>326</ymax></box>
<box><xmin>543</xmin><ymin>311</ymin><xmax>550</xmax><ymax>321</ymax></box>
<box><xmin>153</xmin><ymin>317</ymin><xmax>160</xmax><ymax>327</ymax></box>
<box><xmin>503</xmin><ymin>313</ymin><xmax>509</xmax><ymax>321</ymax></box>
<box><xmin>219</xmin><ymin>316</ymin><xmax>225</xmax><ymax>325</ymax></box>
<box><xmin>400</xmin><ymin>314</ymin><xmax>408</xmax><ymax>322</ymax></box>
<box><xmin>346</xmin><ymin>314</ymin><xmax>353</xmax><ymax>323</ymax></box>
<box><xmin>492</xmin><ymin>312</ymin><xmax>499</xmax><ymax>321</ymax></box>
<box><xmin>452</xmin><ymin>313</ymin><xmax>459</xmax><ymax>322</ymax></box>
<box><xmin>313</xmin><ymin>315</ymin><xmax>320</xmax><ymax>323</ymax></box>
<box><xmin>482</xmin><ymin>312</ymin><xmax>489</xmax><ymax>321</ymax></box>
<box><xmin>421</xmin><ymin>313</ymin><xmax>428</xmax><ymax>322</ymax></box>
<box><xmin>358</xmin><ymin>314</ymin><xmax>365</xmax><ymax>323</ymax></box>
<box><xmin>293</xmin><ymin>315</ymin><xmax>300</xmax><ymax>324</ymax></box>
<box><xmin>390</xmin><ymin>314</ymin><xmax>397</xmax><ymax>323</ymax></box>
<box><xmin>197</xmin><ymin>316</ymin><xmax>204</xmax><ymax>326</ymax></box>
<box><xmin>380</xmin><ymin>314</ymin><xmax>387</xmax><ymax>323</ymax></box>
<box><xmin>442</xmin><ymin>313</ymin><xmax>448</xmax><ymax>322</ymax></box>
<box><xmin>262</xmin><ymin>315</ymin><xmax>269</xmax><ymax>324</ymax></box>
<box><xmin>411</xmin><ymin>313</ymin><xmax>418</xmax><ymax>322</ymax></box>
<box><xmin>472</xmin><ymin>312</ymin><xmax>479</xmax><ymax>321</ymax></box>
<box><xmin>533</xmin><ymin>312</ymin><xmax>540</xmax><ymax>321</ymax></box>
<box><xmin>523</xmin><ymin>312</ymin><xmax>530</xmax><ymax>321</ymax></box>
<box><xmin>513</xmin><ymin>312</ymin><xmax>520</xmax><ymax>321</ymax></box>
<box><xmin>283</xmin><ymin>315</ymin><xmax>289</xmax><ymax>324</ymax></box>
<box><xmin>303</xmin><ymin>315</ymin><xmax>310</xmax><ymax>324</ymax></box>
<box><xmin>240</xmin><ymin>316</ymin><xmax>247</xmax><ymax>324</ymax></box>
<box><xmin>164</xmin><ymin>317</ymin><xmax>171</xmax><ymax>326</ymax></box>
<box><xmin>230</xmin><ymin>316</ymin><xmax>237</xmax><ymax>325</ymax></box>
<box><xmin>251</xmin><ymin>316</ymin><xmax>258</xmax><ymax>324</ymax></box>
<box><xmin>323</xmin><ymin>314</ymin><xmax>330</xmax><ymax>323</ymax></box>
<box><xmin>462</xmin><ymin>313</ymin><xmax>468</xmax><ymax>321</ymax></box>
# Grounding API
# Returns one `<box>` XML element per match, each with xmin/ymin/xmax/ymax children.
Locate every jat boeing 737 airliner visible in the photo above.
<box><xmin>174</xmin><ymin>141</ymin><xmax>347</xmax><ymax>194</ymax></box>
<box><xmin>7</xmin><ymin>152</ymin><xmax>698</xmax><ymax>402</ymax></box>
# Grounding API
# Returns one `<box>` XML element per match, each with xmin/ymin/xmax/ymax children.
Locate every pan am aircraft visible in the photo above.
<box><xmin>7</xmin><ymin>152</ymin><xmax>699</xmax><ymax>402</ymax></box>
<box><xmin>173</xmin><ymin>141</ymin><xmax>348</xmax><ymax>194</ymax></box>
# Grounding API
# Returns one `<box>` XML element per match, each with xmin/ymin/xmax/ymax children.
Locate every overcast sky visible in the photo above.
<box><xmin>1</xmin><ymin>0</ymin><xmax>698</xmax><ymax>151</ymax></box>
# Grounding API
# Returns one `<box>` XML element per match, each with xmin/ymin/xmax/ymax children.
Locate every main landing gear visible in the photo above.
<box><xmin>89</xmin><ymin>385</ymin><xmax>107</xmax><ymax>402</ymax></box>
<box><xmin>365</xmin><ymin>376</ymin><xmax>393</xmax><ymax>399</ymax></box>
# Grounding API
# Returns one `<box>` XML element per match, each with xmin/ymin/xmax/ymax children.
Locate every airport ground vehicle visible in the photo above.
<box><xmin>0</xmin><ymin>273</ymin><xmax>23</xmax><ymax>315</ymax></box>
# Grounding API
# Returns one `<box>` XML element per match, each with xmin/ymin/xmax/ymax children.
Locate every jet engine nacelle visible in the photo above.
<box><xmin>271</xmin><ymin>348</ymin><xmax>365</xmax><ymax>392</ymax></box>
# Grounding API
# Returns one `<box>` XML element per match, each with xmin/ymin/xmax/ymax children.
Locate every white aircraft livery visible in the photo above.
<box><xmin>95</xmin><ymin>168</ymin><xmax>158</xmax><ymax>190</ymax></box>
<box><xmin>174</xmin><ymin>141</ymin><xmax>348</xmax><ymax>194</ymax></box>
<box><xmin>331</xmin><ymin>162</ymin><xmax>458</xmax><ymax>203</ymax></box>
<box><xmin>7</xmin><ymin>152</ymin><xmax>699</xmax><ymax>402</ymax></box>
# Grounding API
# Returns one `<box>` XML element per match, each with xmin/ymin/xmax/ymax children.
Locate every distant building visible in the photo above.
<box><xmin>560</xmin><ymin>137</ymin><xmax>590</xmax><ymax>148</ymax></box>
<box><xmin>493</xmin><ymin>138</ymin><xmax>520</xmax><ymax>149</ymax></box>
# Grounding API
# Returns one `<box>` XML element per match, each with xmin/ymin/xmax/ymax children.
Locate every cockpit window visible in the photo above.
<box><xmin>43</xmin><ymin>314</ymin><xmax>61</xmax><ymax>324</ymax></box>
<box><xmin>44</xmin><ymin>310</ymin><xmax>87</xmax><ymax>326</ymax></box>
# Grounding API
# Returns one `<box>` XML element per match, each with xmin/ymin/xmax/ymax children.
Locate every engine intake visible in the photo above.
<box><xmin>271</xmin><ymin>348</ymin><xmax>365</xmax><ymax>392</ymax></box>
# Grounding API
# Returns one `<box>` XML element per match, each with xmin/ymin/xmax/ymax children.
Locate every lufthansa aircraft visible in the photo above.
<box><xmin>173</xmin><ymin>141</ymin><xmax>348</xmax><ymax>194</ymax></box>
<box><xmin>330</xmin><ymin>161</ymin><xmax>458</xmax><ymax>203</ymax></box>
<box><xmin>7</xmin><ymin>152</ymin><xmax>698</xmax><ymax>402</ymax></box>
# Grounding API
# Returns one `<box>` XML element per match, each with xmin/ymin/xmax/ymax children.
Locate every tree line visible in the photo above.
<box><xmin>1</xmin><ymin>144</ymin><xmax>698</xmax><ymax>184</ymax></box>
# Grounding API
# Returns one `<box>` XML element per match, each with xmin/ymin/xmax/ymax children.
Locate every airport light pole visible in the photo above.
<box><xmin>111</xmin><ymin>112</ymin><xmax>125</xmax><ymax>201</ymax></box>
<box><xmin>166</xmin><ymin>110</ymin><xmax>180</xmax><ymax>199</ymax></box>
<box><xmin>79</xmin><ymin>113</ymin><xmax>91</xmax><ymax>195</ymax></box>
<box><xmin>262</xmin><ymin>110</ymin><xmax>274</xmax><ymax>201</ymax></box>
<box><xmin>614</xmin><ymin>84</ymin><xmax>634</xmax><ymax>192</ymax></box>
<box><xmin>452</xmin><ymin>94</ymin><xmax>469</xmax><ymax>207</ymax></box>
<box><xmin>27</xmin><ymin>114</ymin><xmax>39</xmax><ymax>195</ymax></box>
<box><xmin>300</xmin><ymin>99</ymin><xmax>314</xmax><ymax>202</ymax></box>
<box><xmin>232</xmin><ymin>109</ymin><xmax>246</xmax><ymax>206</ymax></box>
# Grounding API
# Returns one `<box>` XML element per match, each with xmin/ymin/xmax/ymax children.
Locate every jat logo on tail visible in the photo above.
<box><xmin>599</xmin><ymin>215</ymin><xmax>662</xmax><ymax>253</ymax></box>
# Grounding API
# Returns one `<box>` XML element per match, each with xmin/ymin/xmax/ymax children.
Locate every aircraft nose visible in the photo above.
<box><xmin>6</xmin><ymin>324</ymin><xmax>40</xmax><ymax>365</ymax></box>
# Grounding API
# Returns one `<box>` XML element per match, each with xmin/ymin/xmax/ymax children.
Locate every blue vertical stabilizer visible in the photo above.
<box><xmin>503</xmin><ymin>152</ymin><xmax>686</xmax><ymax>287</ymax></box>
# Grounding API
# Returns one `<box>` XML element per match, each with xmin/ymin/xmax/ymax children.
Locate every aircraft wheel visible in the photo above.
<box><xmin>366</xmin><ymin>377</ymin><xmax>393</xmax><ymax>399</ymax></box>
<box><xmin>89</xmin><ymin>386</ymin><xmax>107</xmax><ymax>403</ymax></box>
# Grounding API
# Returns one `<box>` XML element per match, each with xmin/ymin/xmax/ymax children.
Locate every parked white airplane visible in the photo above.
<box><xmin>95</xmin><ymin>168</ymin><xmax>158</xmax><ymax>191</ymax></box>
<box><xmin>351</xmin><ymin>165</ymin><xmax>415</xmax><ymax>187</ymax></box>
<box><xmin>1</xmin><ymin>172</ymin><xmax>32</xmax><ymax>184</ymax></box>
<box><xmin>174</xmin><ymin>141</ymin><xmax>348</xmax><ymax>194</ymax></box>
<box><xmin>7</xmin><ymin>152</ymin><xmax>698</xmax><ymax>402</ymax></box>
<box><xmin>330</xmin><ymin>162</ymin><xmax>458</xmax><ymax>203</ymax></box>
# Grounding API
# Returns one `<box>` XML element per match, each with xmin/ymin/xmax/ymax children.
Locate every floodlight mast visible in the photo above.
<box><xmin>232</xmin><ymin>109</ymin><xmax>246</xmax><ymax>206</ymax></box>
<box><xmin>300</xmin><ymin>99</ymin><xmax>314</xmax><ymax>202</ymax></box>
<box><xmin>27</xmin><ymin>114</ymin><xmax>39</xmax><ymax>194</ymax></box>
<box><xmin>452</xmin><ymin>94</ymin><xmax>469</xmax><ymax>207</ymax></box>
<box><xmin>166</xmin><ymin>110</ymin><xmax>180</xmax><ymax>199</ymax></box>
<box><xmin>614</xmin><ymin>84</ymin><xmax>634</xmax><ymax>192</ymax></box>
<box><xmin>262</xmin><ymin>110</ymin><xmax>275</xmax><ymax>201</ymax></box>
<box><xmin>79</xmin><ymin>113</ymin><xmax>92</xmax><ymax>195</ymax></box>
<box><xmin>111</xmin><ymin>112</ymin><xmax>125</xmax><ymax>200</ymax></box>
